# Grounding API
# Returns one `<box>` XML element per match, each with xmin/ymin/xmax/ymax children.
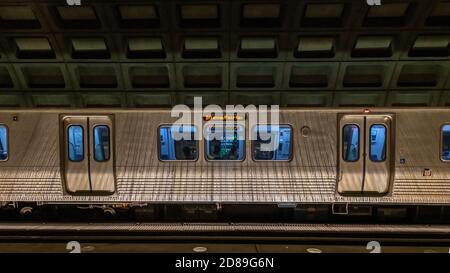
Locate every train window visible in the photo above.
<box><xmin>67</xmin><ymin>125</ymin><xmax>84</xmax><ymax>162</ymax></box>
<box><xmin>342</xmin><ymin>124</ymin><xmax>359</xmax><ymax>162</ymax></box>
<box><xmin>159</xmin><ymin>125</ymin><xmax>198</xmax><ymax>161</ymax></box>
<box><xmin>369</xmin><ymin>124</ymin><xmax>386</xmax><ymax>162</ymax></box>
<box><xmin>0</xmin><ymin>125</ymin><xmax>7</xmax><ymax>161</ymax></box>
<box><xmin>93</xmin><ymin>125</ymin><xmax>110</xmax><ymax>162</ymax></box>
<box><xmin>442</xmin><ymin>125</ymin><xmax>450</xmax><ymax>161</ymax></box>
<box><xmin>205</xmin><ymin>125</ymin><xmax>245</xmax><ymax>161</ymax></box>
<box><xmin>252</xmin><ymin>125</ymin><xmax>292</xmax><ymax>161</ymax></box>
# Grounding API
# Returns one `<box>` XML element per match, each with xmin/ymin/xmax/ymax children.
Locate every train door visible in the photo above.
<box><xmin>62</xmin><ymin>115</ymin><xmax>115</xmax><ymax>195</ymax></box>
<box><xmin>63</xmin><ymin>117</ymin><xmax>90</xmax><ymax>194</ymax></box>
<box><xmin>338</xmin><ymin>114</ymin><xmax>393</xmax><ymax>195</ymax></box>
<box><xmin>88</xmin><ymin>116</ymin><xmax>115</xmax><ymax>193</ymax></box>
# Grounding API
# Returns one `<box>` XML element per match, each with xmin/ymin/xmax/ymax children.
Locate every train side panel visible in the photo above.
<box><xmin>0</xmin><ymin>109</ymin><xmax>449</xmax><ymax>205</ymax></box>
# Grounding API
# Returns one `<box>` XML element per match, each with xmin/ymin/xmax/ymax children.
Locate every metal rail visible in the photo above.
<box><xmin>0</xmin><ymin>222</ymin><xmax>449</xmax><ymax>237</ymax></box>
<box><xmin>0</xmin><ymin>223</ymin><xmax>449</xmax><ymax>253</ymax></box>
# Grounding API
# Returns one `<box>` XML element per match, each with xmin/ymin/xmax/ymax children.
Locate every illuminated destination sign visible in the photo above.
<box><xmin>203</xmin><ymin>114</ymin><xmax>245</xmax><ymax>121</ymax></box>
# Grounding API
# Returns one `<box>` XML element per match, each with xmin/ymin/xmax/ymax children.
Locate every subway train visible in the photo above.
<box><xmin>0</xmin><ymin>108</ymin><xmax>449</xmax><ymax>222</ymax></box>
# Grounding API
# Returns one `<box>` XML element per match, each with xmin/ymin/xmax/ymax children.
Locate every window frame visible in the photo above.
<box><xmin>204</xmin><ymin>123</ymin><xmax>246</xmax><ymax>162</ymax></box>
<box><xmin>0</xmin><ymin>124</ymin><xmax>9</xmax><ymax>162</ymax></box>
<box><xmin>441</xmin><ymin>123</ymin><xmax>450</xmax><ymax>162</ymax></box>
<box><xmin>369</xmin><ymin>124</ymin><xmax>387</xmax><ymax>163</ymax></box>
<box><xmin>67</xmin><ymin>125</ymin><xmax>85</xmax><ymax>162</ymax></box>
<box><xmin>93</xmin><ymin>125</ymin><xmax>111</xmax><ymax>163</ymax></box>
<box><xmin>157</xmin><ymin>124</ymin><xmax>199</xmax><ymax>162</ymax></box>
<box><xmin>342</xmin><ymin>123</ymin><xmax>360</xmax><ymax>162</ymax></box>
<box><xmin>251</xmin><ymin>124</ymin><xmax>294</xmax><ymax>162</ymax></box>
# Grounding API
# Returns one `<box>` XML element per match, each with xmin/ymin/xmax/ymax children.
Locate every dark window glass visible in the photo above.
<box><xmin>159</xmin><ymin>125</ymin><xmax>198</xmax><ymax>160</ymax></box>
<box><xmin>0</xmin><ymin>125</ymin><xmax>8</xmax><ymax>161</ymax></box>
<box><xmin>343</xmin><ymin>124</ymin><xmax>359</xmax><ymax>162</ymax></box>
<box><xmin>206</xmin><ymin>125</ymin><xmax>245</xmax><ymax>161</ymax></box>
<box><xmin>252</xmin><ymin>125</ymin><xmax>292</xmax><ymax>161</ymax></box>
<box><xmin>94</xmin><ymin>125</ymin><xmax>110</xmax><ymax>162</ymax></box>
<box><xmin>370</xmin><ymin>124</ymin><xmax>386</xmax><ymax>162</ymax></box>
<box><xmin>442</xmin><ymin>125</ymin><xmax>450</xmax><ymax>161</ymax></box>
<box><xmin>68</xmin><ymin>125</ymin><xmax>84</xmax><ymax>162</ymax></box>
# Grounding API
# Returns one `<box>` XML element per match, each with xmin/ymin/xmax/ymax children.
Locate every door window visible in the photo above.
<box><xmin>0</xmin><ymin>125</ymin><xmax>7</xmax><ymax>161</ymax></box>
<box><xmin>442</xmin><ymin>125</ymin><xmax>450</xmax><ymax>161</ymax></box>
<box><xmin>93</xmin><ymin>125</ymin><xmax>110</xmax><ymax>162</ymax></box>
<box><xmin>342</xmin><ymin>124</ymin><xmax>359</xmax><ymax>162</ymax></box>
<box><xmin>369</xmin><ymin>124</ymin><xmax>386</xmax><ymax>162</ymax></box>
<box><xmin>68</xmin><ymin>125</ymin><xmax>84</xmax><ymax>162</ymax></box>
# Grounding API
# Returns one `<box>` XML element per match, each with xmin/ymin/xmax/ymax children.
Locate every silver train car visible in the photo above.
<box><xmin>0</xmin><ymin>108</ymin><xmax>449</xmax><ymax>222</ymax></box>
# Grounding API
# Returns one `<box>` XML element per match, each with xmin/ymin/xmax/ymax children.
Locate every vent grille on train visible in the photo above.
<box><xmin>0</xmin><ymin>0</ymin><xmax>449</xmax><ymax>108</ymax></box>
